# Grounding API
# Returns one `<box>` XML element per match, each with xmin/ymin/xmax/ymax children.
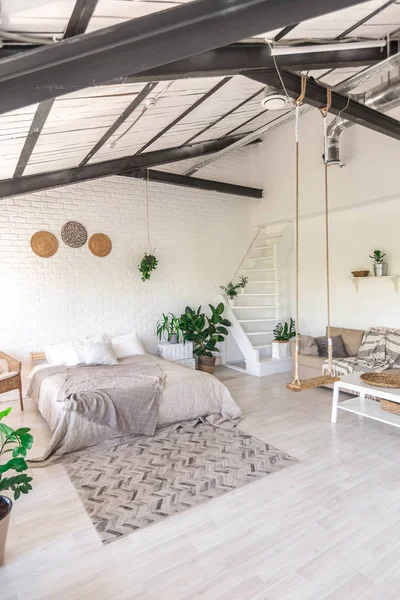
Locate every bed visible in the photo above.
<box><xmin>28</xmin><ymin>353</ymin><xmax>242</xmax><ymax>464</ymax></box>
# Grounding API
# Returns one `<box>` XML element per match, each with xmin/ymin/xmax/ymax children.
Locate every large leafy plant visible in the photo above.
<box><xmin>156</xmin><ymin>313</ymin><xmax>181</xmax><ymax>342</ymax></box>
<box><xmin>273</xmin><ymin>318</ymin><xmax>296</xmax><ymax>342</ymax></box>
<box><xmin>0</xmin><ymin>407</ymin><xmax>33</xmax><ymax>501</ymax></box>
<box><xmin>220</xmin><ymin>276</ymin><xmax>248</xmax><ymax>299</ymax></box>
<box><xmin>179</xmin><ymin>303</ymin><xmax>231</xmax><ymax>358</ymax></box>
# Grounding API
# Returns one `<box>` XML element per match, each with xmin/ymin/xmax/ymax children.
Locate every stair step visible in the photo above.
<box><xmin>242</xmin><ymin>268</ymin><xmax>277</xmax><ymax>272</ymax></box>
<box><xmin>254</xmin><ymin>245</ymin><xmax>276</xmax><ymax>250</ymax></box>
<box><xmin>254</xmin><ymin>344</ymin><xmax>273</xmax><ymax>350</ymax></box>
<box><xmin>249</xmin><ymin>256</ymin><xmax>274</xmax><ymax>260</ymax></box>
<box><xmin>250</xmin><ymin>281</ymin><xmax>279</xmax><ymax>284</ymax></box>
<box><xmin>239</xmin><ymin>318</ymin><xmax>277</xmax><ymax>322</ymax></box>
<box><xmin>241</xmin><ymin>294</ymin><xmax>277</xmax><ymax>298</ymax></box>
<box><xmin>233</xmin><ymin>305</ymin><xmax>278</xmax><ymax>309</ymax></box>
<box><xmin>247</xmin><ymin>331</ymin><xmax>274</xmax><ymax>336</ymax></box>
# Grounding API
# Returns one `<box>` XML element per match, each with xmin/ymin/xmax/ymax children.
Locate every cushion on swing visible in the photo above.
<box><xmin>287</xmin><ymin>375</ymin><xmax>340</xmax><ymax>392</ymax></box>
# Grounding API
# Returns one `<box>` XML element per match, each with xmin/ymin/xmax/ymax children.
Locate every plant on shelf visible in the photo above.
<box><xmin>369</xmin><ymin>249</ymin><xmax>387</xmax><ymax>277</ymax></box>
<box><xmin>0</xmin><ymin>407</ymin><xmax>34</xmax><ymax>565</ymax></box>
<box><xmin>156</xmin><ymin>313</ymin><xmax>181</xmax><ymax>344</ymax></box>
<box><xmin>220</xmin><ymin>276</ymin><xmax>248</xmax><ymax>306</ymax></box>
<box><xmin>138</xmin><ymin>252</ymin><xmax>158</xmax><ymax>282</ymax></box>
<box><xmin>272</xmin><ymin>319</ymin><xmax>296</xmax><ymax>360</ymax></box>
<box><xmin>179</xmin><ymin>303</ymin><xmax>231</xmax><ymax>373</ymax></box>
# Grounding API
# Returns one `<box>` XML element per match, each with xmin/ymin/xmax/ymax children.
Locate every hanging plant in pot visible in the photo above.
<box><xmin>220</xmin><ymin>276</ymin><xmax>248</xmax><ymax>307</ymax></box>
<box><xmin>179</xmin><ymin>303</ymin><xmax>231</xmax><ymax>373</ymax></box>
<box><xmin>0</xmin><ymin>407</ymin><xmax>34</xmax><ymax>565</ymax></box>
<box><xmin>138</xmin><ymin>170</ymin><xmax>158</xmax><ymax>282</ymax></box>
<box><xmin>272</xmin><ymin>318</ymin><xmax>296</xmax><ymax>360</ymax></box>
<box><xmin>369</xmin><ymin>249</ymin><xmax>387</xmax><ymax>277</ymax></box>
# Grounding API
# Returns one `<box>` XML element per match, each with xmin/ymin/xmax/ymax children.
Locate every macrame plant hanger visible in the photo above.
<box><xmin>287</xmin><ymin>79</ymin><xmax>340</xmax><ymax>392</ymax></box>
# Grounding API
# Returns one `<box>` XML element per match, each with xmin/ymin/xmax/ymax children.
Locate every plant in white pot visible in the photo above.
<box><xmin>220</xmin><ymin>276</ymin><xmax>248</xmax><ymax>307</ymax></box>
<box><xmin>272</xmin><ymin>319</ymin><xmax>296</xmax><ymax>359</ymax></box>
<box><xmin>369</xmin><ymin>249</ymin><xmax>387</xmax><ymax>277</ymax></box>
<box><xmin>0</xmin><ymin>407</ymin><xmax>34</xmax><ymax>565</ymax></box>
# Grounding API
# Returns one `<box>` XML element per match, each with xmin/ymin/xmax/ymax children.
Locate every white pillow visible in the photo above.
<box><xmin>80</xmin><ymin>341</ymin><xmax>118</xmax><ymax>366</ymax></box>
<box><xmin>44</xmin><ymin>341</ymin><xmax>80</xmax><ymax>366</ymax></box>
<box><xmin>74</xmin><ymin>334</ymin><xmax>109</xmax><ymax>364</ymax></box>
<box><xmin>110</xmin><ymin>331</ymin><xmax>145</xmax><ymax>359</ymax></box>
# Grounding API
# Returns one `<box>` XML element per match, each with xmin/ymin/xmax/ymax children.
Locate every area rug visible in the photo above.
<box><xmin>62</xmin><ymin>424</ymin><xmax>297</xmax><ymax>544</ymax></box>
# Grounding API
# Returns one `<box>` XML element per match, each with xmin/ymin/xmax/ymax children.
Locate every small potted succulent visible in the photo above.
<box><xmin>156</xmin><ymin>313</ymin><xmax>181</xmax><ymax>344</ymax></box>
<box><xmin>138</xmin><ymin>252</ymin><xmax>158</xmax><ymax>282</ymax></box>
<box><xmin>220</xmin><ymin>276</ymin><xmax>248</xmax><ymax>307</ymax></box>
<box><xmin>369</xmin><ymin>250</ymin><xmax>387</xmax><ymax>277</ymax></box>
<box><xmin>272</xmin><ymin>318</ymin><xmax>296</xmax><ymax>359</ymax></box>
<box><xmin>179</xmin><ymin>303</ymin><xmax>231</xmax><ymax>373</ymax></box>
<box><xmin>0</xmin><ymin>407</ymin><xmax>34</xmax><ymax>565</ymax></box>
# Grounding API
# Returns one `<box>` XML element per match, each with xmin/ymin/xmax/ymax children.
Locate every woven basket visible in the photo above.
<box><xmin>198</xmin><ymin>355</ymin><xmax>216</xmax><ymax>374</ymax></box>
<box><xmin>30</xmin><ymin>231</ymin><xmax>58</xmax><ymax>257</ymax></box>
<box><xmin>351</xmin><ymin>270</ymin><xmax>369</xmax><ymax>278</ymax></box>
<box><xmin>360</xmin><ymin>372</ymin><xmax>400</xmax><ymax>388</ymax></box>
<box><xmin>380</xmin><ymin>399</ymin><xmax>400</xmax><ymax>415</ymax></box>
<box><xmin>89</xmin><ymin>233</ymin><xmax>112</xmax><ymax>257</ymax></box>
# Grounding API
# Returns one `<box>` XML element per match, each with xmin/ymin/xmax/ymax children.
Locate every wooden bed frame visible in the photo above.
<box><xmin>30</xmin><ymin>351</ymin><xmax>46</xmax><ymax>370</ymax></box>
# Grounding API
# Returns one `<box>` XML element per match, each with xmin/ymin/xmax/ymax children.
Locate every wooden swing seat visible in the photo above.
<box><xmin>287</xmin><ymin>375</ymin><xmax>340</xmax><ymax>392</ymax></box>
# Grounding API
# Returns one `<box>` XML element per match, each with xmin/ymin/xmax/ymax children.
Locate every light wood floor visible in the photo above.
<box><xmin>3</xmin><ymin>368</ymin><xmax>400</xmax><ymax>599</ymax></box>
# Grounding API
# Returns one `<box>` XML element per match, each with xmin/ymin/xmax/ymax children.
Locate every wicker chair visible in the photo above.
<box><xmin>0</xmin><ymin>352</ymin><xmax>23</xmax><ymax>411</ymax></box>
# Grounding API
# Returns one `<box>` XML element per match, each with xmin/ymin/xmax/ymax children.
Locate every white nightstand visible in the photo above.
<box><xmin>157</xmin><ymin>341</ymin><xmax>195</xmax><ymax>369</ymax></box>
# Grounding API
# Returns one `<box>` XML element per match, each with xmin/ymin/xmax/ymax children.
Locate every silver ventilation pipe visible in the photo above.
<box><xmin>325</xmin><ymin>73</ymin><xmax>400</xmax><ymax>165</ymax></box>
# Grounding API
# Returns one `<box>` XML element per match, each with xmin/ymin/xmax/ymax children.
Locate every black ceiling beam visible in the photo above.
<box><xmin>80</xmin><ymin>82</ymin><xmax>157</xmax><ymax>166</ymax></box>
<box><xmin>182</xmin><ymin>87</ymin><xmax>264</xmax><ymax>147</ymax></box>
<box><xmin>0</xmin><ymin>0</ymin><xmax>368</xmax><ymax>115</ymax></box>
<box><xmin>336</xmin><ymin>0</ymin><xmax>397</xmax><ymax>39</ymax></box>
<box><xmin>246</xmin><ymin>70</ymin><xmax>400</xmax><ymax>141</ymax></box>
<box><xmin>135</xmin><ymin>78</ymin><xmax>231</xmax><ymax>155</ymax></box>
<box><xmin>0</xmin><ymin>136</ymin><xmax>246</xmax><ymax>199</ymax></box>
<box><xmin>274</xmin><ymin>24</ymin><xmax>298</xmax><ymax>42</ymax></box>
<box><xmin>120</xmin><ymin>169</ymin><xmax>262</xmax><ymax>199</ymax></box>
<box><xmin>12</xmin><ymin>0</ymin><xmax>99</xmax><ymax>179</ymax></box>
<box><xmin>1</xmin><ymin>43</ymin><xmax>393</xmax><ymax>83</ymax></box>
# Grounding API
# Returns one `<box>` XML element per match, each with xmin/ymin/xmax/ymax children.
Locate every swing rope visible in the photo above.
<box><xmin>288</xmin><ymin>81</ymin><xmax>339</xmax><ymax>391</ymax></box>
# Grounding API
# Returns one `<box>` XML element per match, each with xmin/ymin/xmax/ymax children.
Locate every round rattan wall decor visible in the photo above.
<box><xmin>88</xmin><ymin>233</ymin><xmax>112</xmax><ymax>257</ymax></box>
<box><xmin>30</xmin><ymin>231</ymin><xmax>58</xmax><ymax>258</ymax></box>
<box><xmin>61</xmin><ymin>221</ymin><xmax>87</xmax><ymax>248</ymax></box>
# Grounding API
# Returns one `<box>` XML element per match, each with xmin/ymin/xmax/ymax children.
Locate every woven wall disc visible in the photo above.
<box><xmin>61</xmin><ymin>221</ymin><xmax>87</xmax><ymax>248</ymax></box>
<box><xmin>89</xmin><ymin>233</ymin><xmax>112</xmax><ymax>257</ymax></box>
<box><xmin>30</xmin><ymin>231</ymin><xmax>58</xmax><ymax>258</ymax></box>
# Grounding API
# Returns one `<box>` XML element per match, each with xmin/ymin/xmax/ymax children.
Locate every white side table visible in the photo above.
<box><xmin>331</xmin><ymin>373</ymin><xmax>400</xmax><ymax>429</ymax></box>
<box><xmin>157</xmin><ymin>341</ymin><xmax>195</xmax><ymax>369</ymax></box>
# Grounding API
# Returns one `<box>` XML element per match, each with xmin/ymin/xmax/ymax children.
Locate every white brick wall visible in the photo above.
<box><xmin>0</xmin><ymin>175</ymin><xmax>254</xmax><ymax>376</ymax></box>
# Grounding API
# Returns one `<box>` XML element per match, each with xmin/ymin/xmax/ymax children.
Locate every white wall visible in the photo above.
<box><xmin>253</xmin><ymin>106</ymin><xmax>400</xmax><ymax>336</ymax></box>
<box><xmin>0</xmin><ymin>176</ymin><xmax>254</xmax><ymax>374</ymax></box>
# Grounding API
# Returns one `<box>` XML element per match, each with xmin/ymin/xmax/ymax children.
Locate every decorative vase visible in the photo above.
<box><xmin>0</xmin><ymin>496</ymin><xmax>12</xmax><ymax>566</ymax></box>
<box><xmin>272</xmin><ymin>340</ymin><xmax>290</xmax><ymax>360</ymax></box>
<box><xmin>373</xmin><ymin>263</ymin><xmax>388</xmax><ymax>277</ymax></box>
<box><xmin>198</xmin><ymin>355</ymin><xmax>216</xmax><ymax>374</ymax></box>
<box><xmin>169</xmin><ymin>333</ymin><xmax>178</xmax><ymax>344</ymax></box>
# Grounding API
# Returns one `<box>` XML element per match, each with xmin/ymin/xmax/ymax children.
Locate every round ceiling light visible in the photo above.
<box><xmin>261</xmin><ymin>92</ymin><xmax>290</xmax><ymax>110</ymax></box>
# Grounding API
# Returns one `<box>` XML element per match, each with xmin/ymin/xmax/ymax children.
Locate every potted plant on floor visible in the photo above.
<box><xmin>272</xmin><ymin>318</ymin><xmax>296</xmax><ymax>359</ymax></box>
<box><xmin>0</xmin><ymin>407</ymin><xmax>34</xmax><ymax>565</ymax></box>
<box><xmin>369</xmin><ymin>250</ymin><xmax>387</xmax><ymax>277</ymax></box>
<box><xmin>156</xmin><ymin>313</ymin><xmax>181</xmax><ymax>344</ymax></box>
<box><xmin>220</xmin><ymin>276</ymin><xmax>248</xmax><ymax>307</ymax></box>
<box><xmin>179</xmin><ymin>303</ymin><xmax>231</xmax><ymax>373</ymax></box>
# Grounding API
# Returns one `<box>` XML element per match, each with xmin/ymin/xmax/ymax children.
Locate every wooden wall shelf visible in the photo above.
<box><xmin>350</xmin><ymin>275</ymin><xmax>400</xmax><ymax>294</ymax></box>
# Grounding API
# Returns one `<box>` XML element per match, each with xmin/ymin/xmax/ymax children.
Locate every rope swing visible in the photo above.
<box><xmin>287</xmin><ymin>79</ymin><xmax>339</xmax><ymax>392</ymax></box>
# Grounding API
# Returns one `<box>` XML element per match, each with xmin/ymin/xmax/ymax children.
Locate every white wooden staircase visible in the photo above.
<box><xmin>223</xmin><ymin>226</ymin><xmax>293</xmax><ymax>377</ymax></box>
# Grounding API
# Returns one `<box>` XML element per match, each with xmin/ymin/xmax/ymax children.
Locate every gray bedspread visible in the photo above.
<box><xmin>28</xmin><ymin>362</ymin><xmax>164</xmax><ymax>436</ymax></box>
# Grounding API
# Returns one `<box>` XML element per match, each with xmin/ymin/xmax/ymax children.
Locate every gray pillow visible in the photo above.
<box><xmin>298</xmin><ymin>335</ymin><xmax>319</xmax><ymax>356</ymax></box>
<box><xmin>315</xmin><ymin>335</ymin><xmax>348</xmax><ymax>358</ymax></box>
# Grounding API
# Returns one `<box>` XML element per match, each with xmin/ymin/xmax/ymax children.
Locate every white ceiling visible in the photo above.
<box><xmin>0</xmin><ymin>0</ymin><xmax>399</xmax><ymax>181</ymax></box>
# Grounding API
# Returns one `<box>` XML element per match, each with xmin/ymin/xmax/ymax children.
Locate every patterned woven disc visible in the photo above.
<box><xmin>61</xmin><ymin>221</ymin><xmax>87</xmax><ymax>248</ymax></box>
<box><xmin>89</xmin><ymin>233</ymin><xmax>112</xmax><ymax>257</ymax></box>
<box><xmin>30</xmin><ymin>231</ymin><xmax>58</xmax><ymax>258</ymax></box>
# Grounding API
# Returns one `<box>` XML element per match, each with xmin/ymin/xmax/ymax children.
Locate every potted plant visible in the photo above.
<box><xmin>179</xmin><ymin>303</ymin><xmax>231</xmax><ymax>373</ymax></box>
<box><xmin>0</xmin><ymin>407</ymin><xmax>34</xmax><ymax>565</ymax></box>
<box><xmin>369</xmin><ymin>250</ymin><xmax>387</xmax><ymax>277</ymax></box>
<box><xmin>138</xmin><ymin>252</ymin><xmax>158</xmax><ymax>282</ymax></box>
<box><xmin>272</xmin><ymin>318</ymin><xmax>296</xmax><ymax>359</ymax></box>
<box><xmin>156</xmin><ymin>313</ymin><xmax>181</xmax><ymax>344</ymax></box>
<box><xmin>220</xmin><ymin>276</ymin><xmax>248</xmax><ymax>307</ymax></box>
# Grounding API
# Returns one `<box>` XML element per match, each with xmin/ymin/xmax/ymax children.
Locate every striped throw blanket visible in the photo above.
<box><xmin>323</xmin><ymin>328</ymin><xmax>400</xmax><ymax>377</ymax></box>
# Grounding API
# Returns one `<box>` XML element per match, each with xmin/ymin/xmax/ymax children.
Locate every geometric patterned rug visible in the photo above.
<box><xmin>62</xmin><ymin>424</ymin><xmax>297</xmax><ymax>544</ymax></box>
